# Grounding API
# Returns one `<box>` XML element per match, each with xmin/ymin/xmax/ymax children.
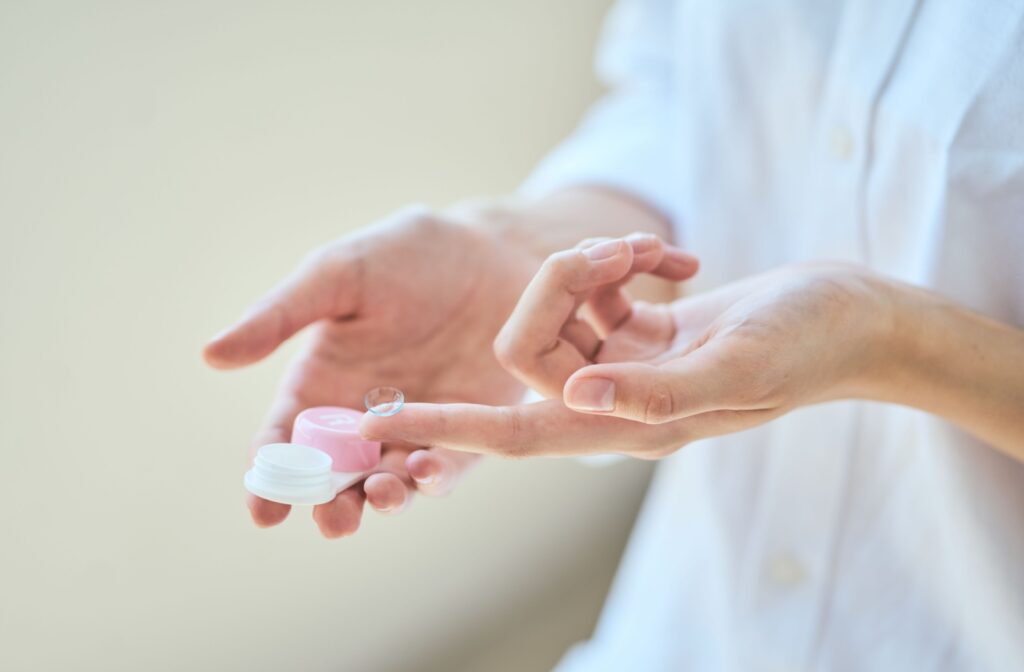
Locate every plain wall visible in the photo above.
<box><xmin>0</xmin><ymin>1</ymin><xmax>657</xmax><ymax>671</ymax></box>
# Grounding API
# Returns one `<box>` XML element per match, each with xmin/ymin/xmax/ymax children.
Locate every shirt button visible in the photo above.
<box><xmin>829</xmin><ymin>126</ymin><xmax>855</xmax><ymax>160</ymax></box>
<box><xmin>767</xmin><ymin>553</ymin><xmax>807</xmax><ymax>587</ymax></box>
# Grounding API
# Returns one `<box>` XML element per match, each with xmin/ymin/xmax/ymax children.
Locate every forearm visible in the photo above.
<box><xmin>873</xmin><ymin>282</ymin><xmax>1024</xmax><ymax>459</ymax></box>
<box><xmin>456</xmin><ymin>186</ymin><xmax>678</xmax><ymax>302</ymax></box>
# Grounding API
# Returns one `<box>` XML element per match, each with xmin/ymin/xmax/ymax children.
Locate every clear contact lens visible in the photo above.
<box><xmin>364</xmin><ymin>386</ymin><xmax>405</xmax><ymax>417</ymax></box>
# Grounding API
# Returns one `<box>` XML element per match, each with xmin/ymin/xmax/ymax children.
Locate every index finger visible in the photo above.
<box><xmin>493</xmin><ymin>236</ymin><xmax>697</xmax><ymax>398</ymax></box>
<box><xmin>359</xmin><ymin>401</ymin><xmax>666</xmax><ymax>459</ymax></box>
<box><xmin>203</xmin><ymin>242</ymin><xmax>365</xmax><ymax>370</ymax></box>
<box><xmin>492</xmin><ymin>239</ymin><xmax>636</xmax><ymax>397</ymax></box>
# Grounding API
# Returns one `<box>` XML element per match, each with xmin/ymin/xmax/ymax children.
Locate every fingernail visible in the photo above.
<box><xmin>584</xmin><ymin>239</ymin><xmax>624</xmax><ymax>260</ymax></box>
<box><xmin>566</xmin><ymin>378</ymin><xmax>616</xmax><ymax>412</ymax></box>
<box><xmin>413</xmin><ymin>474</ymin><xmax>438</xmax><ymax>486</ymax></box>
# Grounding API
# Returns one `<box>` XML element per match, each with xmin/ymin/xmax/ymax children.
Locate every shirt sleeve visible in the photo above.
<box><xmin>520</xmin><ymin>0</ymin><xmax>678</xmax><ymax>224</ymax></box>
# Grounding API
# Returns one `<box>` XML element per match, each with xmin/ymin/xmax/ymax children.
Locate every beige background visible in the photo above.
<box><xmin>0</xmin><ymin>1</ymin><xmax>660</xmax><ymax>671</ymax></box>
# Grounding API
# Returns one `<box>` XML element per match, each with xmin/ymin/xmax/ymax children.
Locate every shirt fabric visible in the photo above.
<box><xmin>522</xmin><ymin>1</ymin><xmax>1024</xmax><ymax>670</ymax></box>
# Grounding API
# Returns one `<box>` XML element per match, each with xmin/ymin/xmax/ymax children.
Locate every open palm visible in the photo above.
<box><xmin>205</xmin><ymin>208</ymin><xmax>537</xmax><ymax>536</ymax></box>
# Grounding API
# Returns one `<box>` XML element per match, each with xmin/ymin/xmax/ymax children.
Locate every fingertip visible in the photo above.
<box><xmin>364</xmin><ymin>473</ymin><xmax>409</xmax><ymax>514</ymax></box>
<box><xmin>575</xmin><ymin>239</ymin><xmax>635</xmax><ymax>289</ymax></box>
<box><xmin>247</xmin><ymin>494</ymin><xmax>291</xmax><ymax>528</ymax></box>
<box><xmin>679</xmin><ymin>251</ymin><xmax>700</xmax><ymax>271</ymax></box>
<box><xmin>359</xmin><ymin>407</ymin><xmax>423</xmax><ymax>443</ymax></box>
<box><xmin>624</xmin><ymin>232</ymin><xmax>661</xmax><ymax>255</ymax></box>
<box><xmin>663</xmin><ymin>249</ymin><xmax>700</xmax><ymax>277</ymax></box>
<box><xmin>203</xmin><ymin>319</ymin><xmax>260</xmax><ymax>369</ymax></box>
<box><xmin>580</xmin><ymin>237</ymin><xmax>631</xmax><ymax>262</ymax></box>
<box><xmin>406</xmin><ymin>450</ymin><xmax>443</xmax><ymax>487</ymax></box>
<box><xmin>203</xmin><ymin>338</ymin><xmax>239</xmax><ymax>370</ymax></box>
<box><xmin>364</xmin><ymin>403</ymin><xmax>503</xmax><ymax>456</ymax></box>
<box><xmin>358</xmin><ymin>412</ymin><xmax>388</xmax><ymax>441</ymax></box>
<box><xmin>313</xmin><ymin>489</ymin><xmax>365</xmax><ymax>539</ymax></box>
<box><xmin>204</xmin><ymin>305</ymin><xmax>289</xmax><ymax>369</ymax></box>
<box><xmin>649</xmin><ymin>259</ymin><xmax>698</xmax><ymax>282</ymax></box>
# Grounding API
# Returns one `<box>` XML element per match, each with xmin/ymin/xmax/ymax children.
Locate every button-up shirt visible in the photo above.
<box><xmin>523</xmin><ymin>0</ymin><xmax>1024</xmax><ymax>669</ymax></box>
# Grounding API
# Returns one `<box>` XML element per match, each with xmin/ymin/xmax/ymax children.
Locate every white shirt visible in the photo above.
<box><xmin>523</xmin><ymin>1</ymin><xmax>1024</xmax><ymax>670</ymax></box>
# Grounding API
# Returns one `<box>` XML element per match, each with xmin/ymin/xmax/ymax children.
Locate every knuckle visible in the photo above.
<box><xmin>300</xmin><ymin>243</ymin><xmax>332</xmax><ymax>269</ymax></box>
<box><xmin>747</xmin><ymin>378</ymin><xmax>782</xmax><ymax>407</ymax></box>
<box><xmin>626</xmin><ymin>231</ymin><xmax>661</xmax><ymax>249</ymax></box>
<box><xmin>540</xmin><ymin>249</ymin><xmax>588</xmax><ymax>289</ymax></box>
<box><xmin>492</xmin><ymin>329</ymin><xmax>525</xmax><ymax>372</ymax></box>
<box><xmin>434</xmin><ymin>406</ymin><xmax>452</xmax><ymax>444</ymax></box>
<box><xmin>492</xmin><ymin>407</ymin><xmax>529</xmax><ymax>459</ymax></box>
<box><xmin>395</xmin><ymin>202</ymin><xmax>433</xmax><ymax>220</ymax></box>
<box><xmin>642</xmin><ymin>382</ymin><xmax>678</xmax><ymax>424</ymax></box>
<box><xmin>737</xmin><ymin>357</ymin><xmax>784</xmax><ymax>408</ymax></box>
<box><xmin>395</xmin><ymin>204</ymin><xmax>446</xmax><ymax>236</ymax></box>
<box><xmin>269</xmin><ymin>303</ymin><xmax>295</xmax><ymax>345</ymax></box>
<box><xmin>450</xmin><ymin>199</ymin><xmax>514</xmax><ymax>225</ymax></box>
<box><xmin>574</xmin><ymin>236</ymin><xmax>611</xmax><ymax>250</ymax></box>
<box><xmin>717</xmin><ymin>332</ymin><xmax>785</xmax><ymax>409</ymax></box>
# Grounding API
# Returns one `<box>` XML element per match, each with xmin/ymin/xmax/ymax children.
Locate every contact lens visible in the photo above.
<box><xmin>364</xmin><ymin>386</ymin><xmax>405</xmax><ymax>416</ymax></box>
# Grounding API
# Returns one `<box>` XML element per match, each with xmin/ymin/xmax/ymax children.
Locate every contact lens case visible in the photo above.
<box><xmin>244</xmin><ymin>407</ymin><xmax>379</xmax><ymax>506</ymax></box>
<box><xmin>244</xmin><ymin>388</ymin><xmax>405</xmax><ymax>506</ymax></box>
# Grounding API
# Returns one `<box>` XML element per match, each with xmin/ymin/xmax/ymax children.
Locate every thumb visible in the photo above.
<box><xmin>562</xmin><ymin>351</ymin><xmax>730</xmax><ymax>424</ymax></box>
<box><xmin>203</xmin><ymin>246</ymin><xmax>360</xmax><ymax>369</ymax></box>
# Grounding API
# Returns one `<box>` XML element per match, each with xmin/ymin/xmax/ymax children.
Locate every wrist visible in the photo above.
<box><xmin>823</xmin><ymin>268</ymin><xmax>907</xmax><ymax>401</ymax></box>
<box><xmin>446</xmin><ymin>187</ymin><xmax>681</xmax><ymax>303</ymax></box>
<box><xmin>444</xmin><ymin>197</ymin><xmax>550</xmax><ymax>266</ymax></box>
<box><xmin>447</xmin><ymin>187</ymin><xmax>676</xmax><ymax>257</ymax></box>
<box><xmin>858</xmin><ymin>278</ymin><xmax>1024</xmax><ymax>453</ymax></box>
<box><xmin>853</xmin><ymin>275</ymin><xmax>962</xmax><ymax>405</ymax></box>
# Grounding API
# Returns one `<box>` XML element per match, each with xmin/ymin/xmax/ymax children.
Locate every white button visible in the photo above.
<box><xmin>829</xmin><ymin>126</ymin><xmax>855</xmax><ymax>160</ymax></box>
<box><xmin>767</xmin><ymin>553</ymin><xmax>807</xmax><ymax>587</ymax></box>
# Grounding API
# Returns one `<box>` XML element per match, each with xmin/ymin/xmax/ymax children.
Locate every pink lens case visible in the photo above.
<box><xmin>291</xmin><ymin>407</ymin><xmax>382</xmax><ymax>472</ymax></box>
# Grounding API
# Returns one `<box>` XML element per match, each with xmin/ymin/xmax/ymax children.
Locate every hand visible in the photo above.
<box><xmin>204</xmin><ymin>206</ymin><xmax>539</xmax><ymax>537</ymax></box>
<box><xmin>360</xmin><ymin>238</ymin><xmax>895</xmax><ymax>458</ymax></box>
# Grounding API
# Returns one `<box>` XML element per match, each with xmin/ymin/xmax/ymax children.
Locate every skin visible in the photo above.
<box><xmin>203</xmin><ymin>188</ymin><xmax>676</xmax><ymax>537</ymax></box>
<box><xmin>206</xmin><ymin>187</ymin><xmax>1024</xmax><ymax>537</ymax></box>
<box><xmin>362</xmin><ymin>236</ymin><xmax>1024</xmax><ymax>462</ymax></box>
